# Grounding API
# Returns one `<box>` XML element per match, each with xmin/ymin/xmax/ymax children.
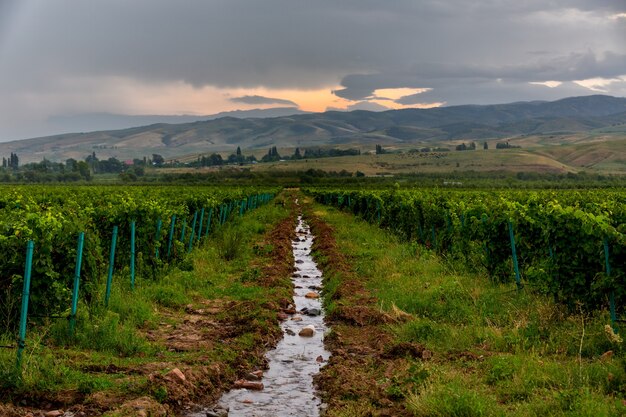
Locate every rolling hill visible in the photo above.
<box><xmin>1</xmin><ymin>95</ymin><xmax>626</xmax><ymax>164</ymax></box>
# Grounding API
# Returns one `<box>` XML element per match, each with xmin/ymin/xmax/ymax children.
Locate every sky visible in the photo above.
<box><xmin>0</xmin><ymin>0</ymin><xmax>625</xmax><ymax>141</ymax></box>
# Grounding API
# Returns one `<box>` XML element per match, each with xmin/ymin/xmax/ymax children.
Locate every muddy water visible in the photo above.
<box><xmin>189</xmin><ymin>215</ymin><xmax>330</xmax><ymax>417</ymax></box>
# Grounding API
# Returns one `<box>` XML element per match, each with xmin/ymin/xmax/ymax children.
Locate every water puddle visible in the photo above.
<box><xmin>189</xmin><ymin>215</ymin><xmax>330</xmax><ymax>417</ymax></box>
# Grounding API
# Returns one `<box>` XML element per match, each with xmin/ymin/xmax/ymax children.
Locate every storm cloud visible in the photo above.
<box><xmin>229</xmin><ymin>95</ymin><xmax>298</xmax><ymax>107</ymax></box>
<box><xmin>0</xmin><ymin>0</ymin><xmax>624</xmax><ymax>140</ymax></box>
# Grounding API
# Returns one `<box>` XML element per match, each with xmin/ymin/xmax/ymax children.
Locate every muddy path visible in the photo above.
<box><xmin>191</xmin><ymin>212</ymin><xmax>331</xmax><ymax>416</ymax></box>
<box><xmin>304</xmin><ymin>204</ymin><xmax>429</xmax><ymax>417</ymax></box>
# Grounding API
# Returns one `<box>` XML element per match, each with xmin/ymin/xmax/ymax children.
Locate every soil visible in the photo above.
<box><xmin>305</xmin><ymin>207</ymin><xmax>425</xmax><ymax>417</ymax></box>
<box><xmin>0</xmin><ymin>202</ymin><xmax>298</xmax><ymax>417</ymax></box>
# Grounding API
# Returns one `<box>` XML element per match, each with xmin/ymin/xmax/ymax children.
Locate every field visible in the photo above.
<box><xmin>0</xmin><ymin>185</ymin><xmax>624</xmax><ymax>416</ymax></box>
<box><xmin>162</xmin><ymin>134</ymin><xmax>626</xmax><ymax>177</ymax></box>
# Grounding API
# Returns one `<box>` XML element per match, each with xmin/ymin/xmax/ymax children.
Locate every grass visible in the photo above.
<box><xmin>0</xmin><ymin>199</ymin><xmax>291</xmax><ymax>412</ymax></box>
<box><xmin>313</xmin><ymin>202</ymin><xmax>626</xmax><ymax>416</ymax></box>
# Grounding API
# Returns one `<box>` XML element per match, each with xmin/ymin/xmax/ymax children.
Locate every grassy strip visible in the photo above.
<box><xmin>0</xmin><ymin>193</ymin><xmax>296</xmax><ymax>416</ymax></box>
<box><xmin>306</xmin><ymin>198</ymin><xmax>625</xmax><ymax>417</ymax></box>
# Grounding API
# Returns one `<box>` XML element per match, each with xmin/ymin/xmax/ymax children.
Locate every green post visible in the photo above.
<box><xmin>205</xmin><ymin>208</ymin><xmax>213</xmax><ymax>237</ymax></box>
<box><xmin>508</xmin><ymin>220</ymin><xmax>522</xmax><ymax>290</ymax></box>
<box><xmin>167</xmin><ymin>215</ymin><xmax>176</xmax><ymax>258</ymax></box>
<box><xmin>603</xmin><ymin>238</ymin><xmax>617</xmax><ymax>332</ymax></box>
<box><xmin>431</xmin><ymin>226</ymin><xmax>437</xmax><ymax>250</ymax></box>
<box><xmin>197</xmin><ymin>208</ymin><xmax>205</xmax><ymax>242</ymax></box>
<box><xmin>130</xmin><ymin>220</ymin><xmax>136</xmax><ymax>290</ymax></box>
<box><xmin>16</xmin><ymin>240</ymin><xmax>34</xmax><ymax>371</ymax></box>
<box><xmin>188</xmin><ymin>211</ymin><xmax>198</xmax><ymax>253</ymax></box>
<box><xmin>105</xmin><ymin>226</ymin><xmax>118</xmax><ymax>307</ymax></box>
<box><xmin>155</xmin><ymin>218</ymin><xmax>163</xmax><ymax>259</ymax></box>
<box><xmin>180</xmin><ymin>220</ymin><xmax>187</xmax><ymax>242</ymax></box>
<box><xmin>69</xmin><ymin>232</ymin><xmax>85</xmax><ymax>337</ymax></box>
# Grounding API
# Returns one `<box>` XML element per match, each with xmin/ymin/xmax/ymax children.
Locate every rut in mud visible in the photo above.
<box><xmin>190</xmin><ymin>214</ymin><xmax>331</xmax><ymax>417</ymax></box>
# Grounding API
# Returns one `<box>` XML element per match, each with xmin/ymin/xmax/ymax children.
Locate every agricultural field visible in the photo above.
<box><xmin>0</xmin><ymin>185</ymin><xmax>624</xmax><ymax>416</ymax></box>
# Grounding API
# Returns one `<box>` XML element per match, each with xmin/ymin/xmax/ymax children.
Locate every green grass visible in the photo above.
<box><xmin>314</xmin><ymin>203</ymin><xmax>626</xmax><ymax>416</ymax></box>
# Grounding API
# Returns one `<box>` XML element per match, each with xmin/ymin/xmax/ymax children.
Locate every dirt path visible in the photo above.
<box><xmin>305</xmin><ymin>203</ymin><xmax>430</xmax><ymax>417</ymax></box>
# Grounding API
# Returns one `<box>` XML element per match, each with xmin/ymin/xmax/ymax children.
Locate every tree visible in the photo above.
<box><xmin>9</xmin><ymin>152</ymin><xmax>19</xmax><ymax>169</ymax></box>
<box><xmin>152</xmin><ymin>154</ymin><xmax>165</xmax><ymax>166</ymax></box>
<box><xmin>66</xmin><ymin>158</ymin><xmax>77</xmax><ymax>171</ymax></box>
<box><xmin>294</xmin><ymin>147</ymin><xmax>302</xmax><ymax>159</ymax></box>
<box><xmin>375</xmin><ymin>144</ymin><xmax>385</xmax><ymax>155</ymax></box>
<box><xmin>236</xmin><ymin>146</ymin><xmax>242</xmax><ymax>156</ymax></box>
<box><xmin>261</xmin><ymin>146</ymin><xmax>281</xmax><ymax>162</ymax></box>
<box><xmin>76</xmin><ymin>161</ymin><xmax>91</xmax><ymax>180</ymax></box>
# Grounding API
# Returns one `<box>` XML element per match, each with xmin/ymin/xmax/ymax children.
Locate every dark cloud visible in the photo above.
<box><xmin>334</xmin><ymin>52</ymin><xmax>626</xmax><ymax>103</ymax></box>
<box><xmin>0</xmin><ymin>1</ymin><xmax>625</xmax><ymax>139</ymax></box>
<box><xmin>229</xmin><ymin>95</ymin><xmax>298</xmax><ymax>107</ymax></box>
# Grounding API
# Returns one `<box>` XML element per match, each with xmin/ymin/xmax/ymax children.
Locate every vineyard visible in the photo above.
<box><xmin>0</xmin><ymin>185</ymin><xmax>277</xmax><ymax>362</ymax></box>
<box><xmin>1</xmin><ymin>185</ymin><xmax>625</xmax><ymax>416</ymax></box>
<box><xmin>308</xmin><ymin>188</ymin><xmax>626</xmax><ymax>323</ymax></box>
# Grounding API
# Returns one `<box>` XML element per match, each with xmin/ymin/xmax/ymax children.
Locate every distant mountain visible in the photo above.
<box><xmin>3</xmin><ymin>95</ymin><xmax>626</xmax><ymax>163</ymax></box>
<box><xmin>47</xmin><ymin>107</ymin><xmax>309</xmax><ymax>133</ymax></box>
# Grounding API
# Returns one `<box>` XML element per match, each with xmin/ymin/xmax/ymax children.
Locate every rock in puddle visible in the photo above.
<box><xmin>291</xmin><ymin>316</ymin><xmax>303</xmax><ymax>321</ymax></box>
<box><xmin>250</xmin><ymin>370</ymin><xmax>263</xmax><ymax>379</ymax></box>
<box><xmin>301</xmin><ymin>307</ymin><xmax>321</xmax><ymax>316</ymax></box>
<box><xmin>44</xmin><ymin>411</ymin><xmax>63</xmax><ymax>417</ymax></box>
<box><xmin>233</xmin><ymin>379</ymin><xmax>264</xmax><ymax>390</ymax></box>
<box><xmin>285</xmin><ymin>328</ymin><xmax>296</xmax><ymax>336</ymax></box>
<box><xmin>299</xmin><ymin>325</ymin><xmax>316</xmax><ymax>337</ymax></box>
<box><xmin>206</xmin><ymin>408</ymin><xmax>228</xmax><ymax>417</ymax></box>
<box><xmin>305</xmin><ymin>292</ymin><xmax>319</xmax><ymax>299</ymax></box>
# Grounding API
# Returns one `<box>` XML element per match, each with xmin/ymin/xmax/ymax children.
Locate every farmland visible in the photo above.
<box><xmin>0</xmin><ymin>184</ymin><xmax>624</xmax><ymax>416</ymax></box>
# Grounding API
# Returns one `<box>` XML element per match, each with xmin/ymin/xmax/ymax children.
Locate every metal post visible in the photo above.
<box><xmin>69</xmin><ymin>232</ymin><xmax>85</xmax><ymax>337</ymax></box>
<box><xmin>130</xmin><ymin>220</ymin><xmax>136</xmax><ymax>290</ymax></box>
<box><xmin>508</xmin><ymin>220</ymin><xmax>522</xmax><ymax>290</ymax></box>
<box><xmin>16</xmin><ymin>240</ymin><xmax>34</xmax><ymax>371</ymax></box>
<box><xmin>167</xmin><ymin>215</ymin><xmax>176</xmax><ymax>258</ymax></box>
<box><xmin>197</xmin><ymin>208</ymin><xmax>205</xmax><ymax>242</ymax></box>
<box><xmin>431</xmin><ymin>226</ymin><xmax>437</xmax><ymax>250</ymax></box>
<box><xmin>180</xmin><ymin>220</ymin><xmax>187</xmax><ymax>243</ymax></box>
<box><xmin>188</xmin><ymin>211</ymin><xmax>198</xmax><ymax>253</ymax></box>
<box><xmin>604</xmin><ymin>238</ymin><xmax>617</xmax><ymax>332</ymax></box>
<box><xmin>205</xmin><ymin>208</ymin><xmax>213</xmax><ymax>237</ymax></box>
<box><xmin>105</xmin><ymin>226</ymin><xmax>118</xmax><ymax>307</ymax></box>
<box><xmin>155</xmin><ymin>218</ymin><xmax>163</xmax><ymax>259</ymax></box>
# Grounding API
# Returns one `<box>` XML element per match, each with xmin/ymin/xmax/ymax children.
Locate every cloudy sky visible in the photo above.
<box><xmin>0</xmin><ymin>0</ymin><xmax>625</xmax><ymax>140</ymax></box>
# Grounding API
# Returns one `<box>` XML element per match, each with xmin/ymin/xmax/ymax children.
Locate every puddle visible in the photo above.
<box><xmin>188</xmin><ymin>215</ymin><xmax>330</xmax><ymax>417</ymax></box>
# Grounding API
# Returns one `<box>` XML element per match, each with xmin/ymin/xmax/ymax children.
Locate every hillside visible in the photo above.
<box><xmin>1</xmin><ymin>95</ymin><xmax>626</xmax><ymax>164</ymax></box>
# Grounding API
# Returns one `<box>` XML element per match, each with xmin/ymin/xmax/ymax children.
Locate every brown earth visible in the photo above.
<box><xmin>0</xmin><ymin>201</ymin><xmax>298</xmax><ymax>417</ymax></box>
<box><xmin>305</xmin><ymin>207</ymin><xmax>429</xmax><ymax>416</ymax></box>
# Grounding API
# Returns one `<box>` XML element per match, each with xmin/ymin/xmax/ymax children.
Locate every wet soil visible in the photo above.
<box><xmin>305</xmin><ymin>208</ymin><xmax>429</xmax><ymax>417</ymax></box>
<box><xmin>191</xmin><ymin>214</ymin><xmax>331</xmax><ymax>416</ymax></box>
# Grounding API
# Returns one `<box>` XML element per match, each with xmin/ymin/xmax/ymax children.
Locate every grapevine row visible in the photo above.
<box><xmin>309</xmin><ymin>188</ymin><xmax>625</xmax><ymax>318</ymax></box>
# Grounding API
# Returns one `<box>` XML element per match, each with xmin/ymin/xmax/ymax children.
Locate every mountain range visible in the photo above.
<box><xmin>2</xmin><ymin>95</ymin><xmax>625</xmax><ymax>163</ymax></box>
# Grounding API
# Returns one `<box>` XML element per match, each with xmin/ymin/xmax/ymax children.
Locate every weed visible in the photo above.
<box><xmin>407</xmin><ymin>379</ymin><xmax>498</xmax><ymax>417</ymax></box>
<box><xmin>217</xmin><ymin>223</ymin><xmax>244</xmax><ymax>261</ymax></box>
